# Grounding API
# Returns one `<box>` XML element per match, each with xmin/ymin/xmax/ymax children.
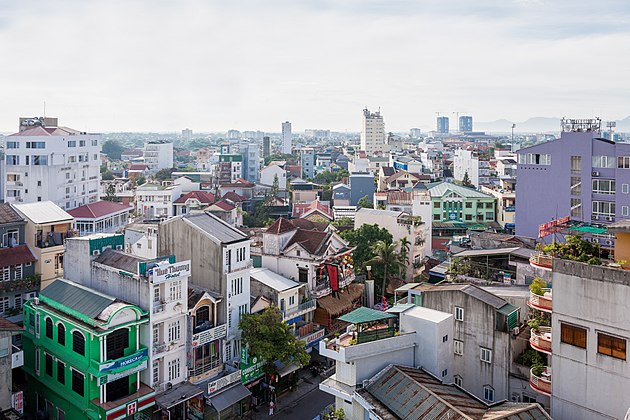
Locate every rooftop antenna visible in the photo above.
<box><xmin>43</xmin><ymin>100</ymin><xmax>46</xmax><ymax>118</ymax></box>
<box><xmin>606</xmin><ymin>121</ymin><xmax>616</xmax><ymax>140</ymax></box>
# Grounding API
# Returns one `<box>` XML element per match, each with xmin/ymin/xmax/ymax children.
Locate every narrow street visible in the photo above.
<box><xmin>272</xmin><ymin>386</ymin><xmax>334</xmax><ymax>420</ymax></box>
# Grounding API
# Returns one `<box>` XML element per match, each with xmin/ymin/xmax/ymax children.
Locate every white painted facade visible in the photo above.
<box><xmin>360</xmin><ymin>108</ymin><xmax>388</xmax><ymax>155</ymax></box>
<box><xmin>4</xmin><ymin>123</ymin><xmax>101</xmax><ymax>210</ymax></box>
<box><xmin>454</xmin><ymin>149</ymin><xmax>480</xmax><ymax>188</ymax></box>
<box><xmin>135</xmin><ymin>183</ymin><xmax>182</xmax><ymax>219</ymax></box>
<box><xmin>223</xmin><ymin>241</ymin><xmax>252</xmax><ymax>362</ymax></box>
<box><xmin>259</xmin><ymin>164</ymin><xmax>287</xmax><ymax>190</ymax></box>
<box><xmin>143</xmin><ymin>141</ymin><xmax>173</xmax><ymax>172</ymax></box>
<box><xmin>124</xmin><ymin>223</ymin><xmax>159</xmax><ymax>259</ymax></box>
<box><xmin>282</xmin><ymin>121</ymin><xmax>292</xmax><ymax>154</ymax></box>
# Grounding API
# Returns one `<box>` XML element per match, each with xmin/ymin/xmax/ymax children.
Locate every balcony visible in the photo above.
<box><xmin>35</xmin><ymin>229</ymin><xmax>78</xmax><ymax>249</ymax></box>
<box><xmin>320</xmin><ymin>330</ymin><xmax>416</xmax><ymax>363</ymax></box>
<box><xmin>313</xmin><ymin>273</ymin><xmax>356</xmax><ymax>298</ymax></box>
<box><xmin>530</xmin><ymin>327</ymin><xmax>552</xmax><ymax>355</ymax></box>
<box><xmin>528</xmin><ymin>289</ymin><xmax>552</xmax><ymax>313</ymax></box>
<box><xmin>530</xmin><ymin>254</ymin><xmax>553</xmax><ymax>270</ymax></box>
<box><xmin>529</xmin><ymin>366</ymin><xmax>552</xmax><ymax>396</ymax></box>
<box><xmin>283</xmin><ymin>299</ymin><xmax>316</xmax><ymax>321</ymax></box>
<box><xmin>11</xmin><ymin>345</ymin><xmax>23</xmax><ymax>368</ymax></box>
<box><xmin>152</xmin><ymin>302</ymin><xmax>165</xmax><ymax>314</ymax></box>
<box><xmin>191</xmin><ymin>323</ymin><xmax>227</xmax><ymax>347</ymax></box>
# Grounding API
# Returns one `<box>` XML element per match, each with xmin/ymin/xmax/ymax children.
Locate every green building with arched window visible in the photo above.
<box><xmin>22</xmin><ymin>278</ymin><xmax>155</xmax><ymax>419</ymax></box>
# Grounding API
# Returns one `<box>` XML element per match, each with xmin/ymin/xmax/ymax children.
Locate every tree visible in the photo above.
<box><xmin>104</xmin><ymin>184</ymin><xmax>117</xmax><ymax>202</ymax></box>
<box><xmin>399</xmin><ymin>237</ymin><xmax>411</xmax><ymax>279</ymax></box>
<box><xmin>341</xmin><ymin>224</ymin><xmax>393</xmax><ymax>275</ymax></box>
<box><xmin>461</xmin><ymin>171</ymin><xmax>473</xmax><ymax>188</ymax></box>
<box><xmin>542</xmin><ymin>234</ymin><xmax>603</xmax><ymax>265</ymax></box>
<box><xmin>271</xmin><ymin>174</ymin><xmax>280</xmax><ymax>198</ymax></box>
<box><xmin>101</xmin><ymin>170</ymin><xmax>114</xmax><ymax>181</ymax></box>
<box><xmin>367</xmin><ymin>240</ymin><xmax>404</xmax><ymax>298</ymax></box>
<box><xmin>155</xmin><ymin>168</ymin><xmax>175</xmax><ymax>182</ymax></box>
<box><xmin>357</xmin><ymin>195</ymin><xmax>373</xmax><ymax>209</ymax></box>
<box><xmin>332</xmin><ymin>217</ymin><xmax>354</xmax><ymax>229</ymax></box>
<box><xmin>239</xmin><ymin>306</ymin><xmax>310</xmax><ymax>372</ymax></box>
<box><xmin>102</xmin><ymin>140</ymin><xmax>125</xmax><ymax>160</ymax></box>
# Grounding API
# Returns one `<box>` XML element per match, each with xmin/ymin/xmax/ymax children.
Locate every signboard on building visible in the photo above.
<box><xmin>12</xmin><ymin>391</ymin><xmax>23</xmax><ymax>414</ymax></box>
<box><xmin>303</xmin><ymin>329</ymin><xmax>326</xmax><ymax>348</ymax></box>
<box><xmin>240</xmin><ymin>348</ymin><xmax>265</xmax><ymax>384</ymax></box>
<box><xmin>99</xmin><ymin>361</ymin><xmax>148</xmax><ymax>385</ymax></box>
<box><xmin>151</xmin><ymin>260</ymin><xmax>191</xmax><ymax>284</ymax></box>
<box><xmin>208</xmin><ymin>371</ymin><xmax>241</xmax><ymax>394</ymax></box>
<box><xmin>100</xmin><ymin>347</ymin><xmax>149</xmax><ymax>372</ymax></box>
<box><xmin>538</xmin><ymin>216</ymin><xmax>570</xmax><ymax>238</ymax></box>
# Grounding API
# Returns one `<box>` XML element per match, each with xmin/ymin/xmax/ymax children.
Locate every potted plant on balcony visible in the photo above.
<box><xmin>529</xmin><ymin>277</ymin><xmax>546</xmax><ymax>296</ymax></box>
<box><xmin>527</xmin><ymin>314</ymin><xmax>549</xmax><ymax>333</ymax></box>
<box><xmin>531</xmin><ymin>362</ymin><xmax>545</xmax><ymax>378</ymax></box>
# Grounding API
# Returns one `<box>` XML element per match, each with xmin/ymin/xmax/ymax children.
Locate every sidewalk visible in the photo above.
<box><xmin>249</xmin><ymin>369</ymin><xmax>321</xmax><ymax>419</ymax></box>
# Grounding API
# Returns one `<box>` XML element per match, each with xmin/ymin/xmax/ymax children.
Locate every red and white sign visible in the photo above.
<box><xmin>127</xmin><ymin>401</ymin><xmax>137</xmax><ymax>416</ymax></box>
<box><xmin>12</xmin><ymin>391</ymin><xmax>23</xmax><ymax>414</ymax></box>
<box><xmin>538</xmin><ymin>216</ymin><xmax>570</xmax><ymax>238</ymax></box>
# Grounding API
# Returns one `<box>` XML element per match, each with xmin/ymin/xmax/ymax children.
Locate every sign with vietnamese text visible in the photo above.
<box><xmin>100</xmin><ymin>347</ymin><xmax>148</xmax><ymax>372</ymax></box>
<box><xmin>99</xmin><ymin>361</ymin><xmax>148</xmax><ymax>385</ymax></box>
<box><xmin>12</xmin><ymin>391</ymin><xmax>23</xmax><ymax>414</ymax></box>
<box><xmin>151</xmin><ymin>260</ymin><xmax>191</xmax><ymax>284</ymax></box>
<box><xmin>538</xmin><ymin>216</ymin><xmax>570</xmax><ymax>238</ymax></box>
<box><xmin>208</xmin><ymin>371</ymin><xmax>241</xmax><ymax>394</ymax></box>
<box><xmin>240</xmin><ymin>348</ymin><xmax>265</xmax><ymax>384</ymax></box>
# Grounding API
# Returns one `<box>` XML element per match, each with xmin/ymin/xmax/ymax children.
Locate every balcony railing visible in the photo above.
<box><xmin>530</xmin><ymin>366</ymin><xmax>552</xmax><ymax>396</ymax></box>
<box><xmin>530</xmin><ymin>254</ymin><xmax>553</xmax><ymax>270</ymax></box>
<box><xmin>152</xmin><ymin>303</ymin><xmax>165</xmax><ymax>314</ymax></box>
<box><xmin>530</xmin><ymin>326</ymin><xmax>552</xmax><ymax>355</ymax></box>
<box><xmin>35</xmin><ymin>230</ymin><xmax>78</xmax><ymax>248</ymax></box>
<box><xmin>528</xmin><ymin>289</ymin><xmax>552</xmax><ymax>313</ymax></box>
<box><xmin>313</xmin><ymin>273</ymin><xmax>356</xmax><ymax>298</ymax></box>
<box><xmin>283</xmin><ymin>299</ymin><xmax>316</xmax><ymax>320</ymax></box>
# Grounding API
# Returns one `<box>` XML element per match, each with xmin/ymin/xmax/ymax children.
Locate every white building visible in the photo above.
<box><xmin>4</xmin><ymin>117</ymin><xmax>101</xmax><ymax>210</ymax></box>
<box><xmin>136</xmin><ymin>183</ymin><xmax>182</xmax><ymax>219</ymax></box>
<box><xmin>124</xmin><ymin>222</ymin><xmax>159</xmax><ymax>259</ymax></box>
<box><xmin>360</xmin><ymin>108</ymin><xmax>388</xmax><ymax>155</ymax></box>
<box><xmin>144</xmin><ymin>140</ymin><xmax>174</xmax><ymax>172</ymax></box>
<box><xmin>259</xmin><ymin>164</ymin><xmax>287</xmax><ymax>190</ymax></box>
<box><xmin>454</xmin><ymin>149</ymin><xmax>491</xmax><ymax>188</ymax></box>
<box><xmin>282</xmin><ymin>121</ymin><xmax>292</xmax><ymax>154</ymax></box>
<box><xmin>300</xmin><ymin>148</ymin><xmax>315</xmax><ymax>179</ymax></box>
<box><xmin>63</xmin><ymin>234</ymin><xmax>191</xmax><ymax>393</ymax></box>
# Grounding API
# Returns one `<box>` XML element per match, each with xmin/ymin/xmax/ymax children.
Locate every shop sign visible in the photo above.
<box><xmin>208</xmin><ymin>371</ymin><xmax>241</xmax><ymax>394</ymax></box>
<box><xmin>303</xmin><ymin>329</ymin><xmax>326</xmax><ymax>347</ymax></box>
<box><xmin>100</xmin><ymin>348</ymin><xmax>148</xmax><ymax>372</ymax></box>
<box><xmin>99</xmin><ymin>361</ymin><xmax>148</xmax><ymax>385</ymax></box>
<box><xmin>12</xmin><ymin>391</ymin><xmax>23</xmax><ymax>414</ymax></box>
<box><xmin>127</xmin><ymin>401</ymin><xmax>137</xmax><ymax>416</ymax></box>
<box><xmin>151</xmin><ymin>260</ymin><xmax>191</xmax><ymax>284</ymax></box>
<box><xmin>240</xmin><ymin>348</ymin><xmax>265</xmax><ymax>384</ymax></box>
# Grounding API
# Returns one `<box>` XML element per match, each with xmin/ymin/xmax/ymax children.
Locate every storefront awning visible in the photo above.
<box><xmin>208</xmin><ymin>384</ymin><xmax>251</xmax><ymax>412</ymax></box>
<box><xmin>273</xmin><ymin>360</ymin><xmax>300</xmax><ymax>378</ymax></box>
<box><xmin>155</xmin><ymin>382</ymin><xmax>204</xmax><ymax>409</ymax></box>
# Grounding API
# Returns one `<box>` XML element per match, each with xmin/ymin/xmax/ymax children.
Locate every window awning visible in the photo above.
<box><xmin>155</xmin><ymin>382</ymin><xmax>204</xmax><ymax>409</ymax></box>
<box><xmin>208</xmin><ymin>384</ymin><xmax>251</xmax><ymax>412</ymax></box>
<box><xmin>273</xmin><ymin>360</ymin><xmax>300</xmax><ymax>378</ymax></box>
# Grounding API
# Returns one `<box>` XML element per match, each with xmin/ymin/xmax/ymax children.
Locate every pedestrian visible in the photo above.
<box><xmin>268</xmin><ymin>400</ymin><xmax>275</xmax><ymax>416</ymax></box>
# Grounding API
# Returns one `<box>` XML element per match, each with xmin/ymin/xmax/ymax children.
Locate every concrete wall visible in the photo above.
<box><xmin>551</xmin><ymin>260</ymin><xmax>630</xmax><ymax>420</ymax></box>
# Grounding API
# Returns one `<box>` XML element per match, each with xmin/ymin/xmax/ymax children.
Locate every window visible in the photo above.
<box><xmin>168</xmin><ymin>321</ymin><xmax>181</xmax><ymax>342</ymax></box>
<box><xmin>480</xmin><ymin>347</ymin><xmax>492</xmax><ymax>363</ymax></box>
<box><xmin>571</xmin><ymin>198</ymin><xmax>582</xmax><ymax>218</ymax></box>
<box><xmin>35</xmin><ymin>348</ymin><xmax>40</xmax><ymax>375</ymax></box>
<box><xmin>0</xmin><ymin>338</ymin><xmax>8</xmax><ymax>358</ymax></box>
<box><xmin>433</xmin><ymin>214</ymin><xmax>440</xmax><ymax>221</ymax></box>
<box><xmin>598</xmin><ymin>332</ymin><xmax>626</xmax><ymax>360</ymax></box>
<box><xmin>623</xmin><ymin>184</ymin><xmax>630</xmax><ymax>194</ymax></box>
<box><xmin>72</xmin><ymin>331</ymin><xmax>85</xmax><ymax>356</ymax></box>
<box><xmin>6</xmin><ymin>155</ymin><xmax>19</xmax><ymax>165</ymax></box>
<box><xmin>592</xmin><ymin>201</ymin><xmax>615</xmax><ymax>218</ymax></box>
<box><xmin>58</xmin><ymin>361</ymin><xmax>65</xmax><ymax>384</ymax></box>
<box><xmin>35</xmin><ymin>313</ymin><xmax>40</xmax><ymax>337</ymax></box>
<box><xmin>72</xmin><ymin>370</ymin><xmax>84</xmax><ymax>396</ymax></box>
<box><xmin>592</xmin><ymin>179</ymin><xmax>616</xmax><ymax>195</ymax></box>
<box><xmin>442</xmin><ymin>335</ymin><xmax>448</xmax><ymax>343</ymax></box>
<box><xmin>45</xmin><ymin>353</ymin><xmax>53</xmax><ymax>376</ymax></box>
<box><xmin>441</xmin><ymin>369</ymin><xmax>448</xmax><ymax>377</ymax></box>
<box><xmin>618</xmin><ymin>156</ymin><xmax>630</xmax><ymax>169</ymax></box>
<box><xmin>289</xmin><ymin>295</ymin><xmax>295</xmax><ymax>306</ymax></box>
<box><xmin>57</xmin><ymin>323</ymin><xmax>65</xmax><ymax>345</ymax></box>
<box><xmin>483</xmin><ymin>385</ymin><xmax>495</xmax><ymax>402</ymax></box>
<box><xmin>0</xmin><ymin>297</ymin><xmax>9</xmax><ymax>313</ymax></box>
<box><xmin>571</xmin><ymin>156</ymin><xmax>582</xmax><ymax>172</ymax></box>
<box><xmin>168</xmin><ymin>358</ymin><xmax>180</xmax><ymax>381</ymax></box>
<box><xmin>231</xmin><ymin>277</ymin><xmax>243</xmax><ymax>296</ymax></box>
<box><xmin>26</xmin><ymin>141</ymin><xmax>45</xmax><ymax>149</ymax></box>
<box><xmin>92</xmin><ymin>139</ymin><xmax>98</xmax><ymax>146</ymax></box>
<box><xmin>153</xmin><ymin>360</ymin><xmax>160</xmax><ymax>384</ymax></box>
<box><xmin>623</xmin><ymin>206</ymin><xmax>629</xmax><ymax>217</ymax></box>
<box><xmin>32</xmin><ymin>155</ymin><xmax>48</xmax><ymax>166</ymax></box>
<box><xmin>14</xmin><ymin>295</ymin><xmax>22</xmax><ymax>310</ymax></box>
<box><xmin>434</xmin><ymin>202</ymin><xmax>440</xmax><ymax>208</ymax></box>
<box><xmin>454</xmin><ymin>340</ymin><xmax>464</xmax><ymax>355</ymax></box>
<box><xmin>6</xmin><ymin>141</ymin><xmax>19</xmax><ymax>149</ymax></box>
<box><xmin>228</xmin><ymin>310</ymin><xmax>232</xmax><ymax>329</ymax></box>
<box><xmin>570</xmin><ymin>177</ymin><xmax>581</xmax><ymax>195</ymax></box>
<box><xmin>593</xmin><ymin>155</ymin><xmax>615</xmax><ymax>168</ymax></box>
<box><xmin>560</xmin><ymin>323</ymin><xmax>587</xmax><ymax>348</ymax></box>
<box><xmin>465</xmin><ymin>202</ymin><xmax>472</xmax><ymax>208</ymax></box>
<box><xmin>233</xmin><ymin>339</ymin><xmax>241</xmax><ymax>359</ymax></box>
<box><xmin>454</xmin><ymin>375</ymin><xmax>462</xmax><ymax>387</ymax></box>
<box><xmin>522</xmin><ymin>153</ymin><xmax>551</xmax><ymax>165</ymax></box>
<box><xmin>67</xmin><ymin>141</ymin><xmax>76</xmax><ymax>147</ymax></box>
<box><xmin>0</xmin><ymin>269</ymin><xmax>8</xmax><ymax>283</ymax></box>
<box><xmin>170</xmin><ymin>281</ymin><xmax>181</xmax><ymax>301</ymax></box>
<box><xmin>57</xmin><ymin>408</ymin><xmax>65</xmax><ymax>420</ymax></box>
<box><xmin>154</xmin><ymin>286</ymin><xmax>160</xmax><ymax>303</ymax></box>
<box><xmin>238</xmin><ymin>304</ymin><xmax>248</xmax><ymax>325</ymax></box>
<box><xmin>79</xmin><ymin>140</ymin><xmax>86</xmax><ymax>147</ymax></box>
<box><xmin>455</xmin><ymin>307</ymin><xmax>464</xmax><ymax>321</ymax></box>
<box><xmin>45</xmin><ymin>317</ymin><xmax>53</xmax><ymax>339</ymax></box>
<box><xmin>106</xmin><ymin>329</ymin><xmax>129</xmax><ymax>360</ymax></box>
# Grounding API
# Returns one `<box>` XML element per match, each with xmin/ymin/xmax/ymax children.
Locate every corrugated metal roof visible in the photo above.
<box><xmin>41</xmin><ymin>278</ymin><xmax>116</xmax><ymax>319</ymax></box>
<box><xmin>414</xmin><ymin>283</ymin><xmax>508</xmax><ymax>309</ymax></box>
<box><xmin>497</xmin><ymin>303</ymin><xmax>519</xmax><ymax>316</ymax></box>
<box><xmin>12</xmin><ymin>201</ymin><xmax>73</xmax><ymax>225</ymax></box>
<box><xmin>184</xmin><ymin>212</ymin><xmax>248</xmax><ymax>244</ymax></box>
<box><xmin>338</xmin><ymin>306</ymin><xmax>396</xmax><ymax>324</ymax></box>
<box><xmin>250</xmin><ymin>268</ymin><xmax>301</xmax><ymax>292</ymax></box>
<box><xmin>454</xmin><ymin>247</ymin><xmax>534</xmax><ymax>259</ymax></box>
<box><xmin>94</xmin><ymin>248</ymin><xmax>145</xmax><ymax>274</ymax></box>
<box><xmin>356</xmin><ymin>208</ymin><xmax>404</xmax><ymax>218</ymax></box>
<box><xmin>427</xmin><ymin>182</ymin><xmax>493</xmax><ymax>199</ymax></box>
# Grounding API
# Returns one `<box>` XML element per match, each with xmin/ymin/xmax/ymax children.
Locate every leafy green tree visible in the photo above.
<box><xmin>104</xmin><ymin>184</ymin><xmax>117</xmax><ymax>201</ymax></box>
<box><xmin>101</xmin><ymin>170</ymin><xmax>114</xmax><ymax>181</ymax></box>
<box><xmin>367</xmin><ymin>240</ymin><xmax>404</xmax><ymax>298</ymax></box>
<box><xmin>271</xmin><ymin>174</ymin><xmax>280</xmax><ymax>198</ymax></box>
<box><xmin>341</xmin><ymin>224</ymin><xmax>393</xmax><ymax>276</ymax></box>
<box><xmin>243</xmin><ymin>200</ymin><xmax>272</xmax><ymax>228</ymax></box>
<box><xmin>102</xmin><ymin>140</ymin><xmax>125</xmax><ymax>160</ymax></box>
<box><xmin>357</xmin><ymin>195</ymin><xmax>373</xmax><ymax>209</ymax></box>
<box><xmin>542</xmin><ymin>234</ymin><xmax>602</xmax><ymax>265</ymax></box>
<box><xmin>155</xmin><ymin>168</ymin><xmax>175</xmax><ymax>181</ymax></box>
<box><xmin>461</xmin><ymin>171</ymin><xmax>473</xmax><ymax>188</ymax></box>
<box><xmin>239</xmin><ymin>306</ymin><xmax>310</xmax><ymax>371</ymax></box>
<box><xmin>399</xmin><ymin>237</ymin><xmax>411</xmax><ymax>279</ymax></box>
<box><xmin>332</xmin><ymin>217</ymin><xmax>354</xmax><ymax>229</ymax></box>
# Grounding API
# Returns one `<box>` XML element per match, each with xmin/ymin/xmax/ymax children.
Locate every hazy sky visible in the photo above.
<box><xmin>1</xmin><ymin>0</ymin><xmax>629</xmax><ymax>133</ymax></box>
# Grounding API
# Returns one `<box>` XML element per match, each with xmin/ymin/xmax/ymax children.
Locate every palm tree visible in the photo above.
<box><xmin>367</xmin><ymin>240</ymin><xmax>404</xmax><ymax>299</ymax></box>
<box><xmin>399</xmin><ymin>237</ymin><xmax>411</xmax><ymax>279</ymax></box>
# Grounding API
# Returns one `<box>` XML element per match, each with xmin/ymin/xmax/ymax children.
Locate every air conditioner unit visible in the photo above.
<box><xmin>593</xmin><ymin>215</ymin><xmax>600</xmax><ymax>220</ymax></box>
<box><xmin>592</xmin><ymin>171</ymin><xmax>600</xmax><ymax>177</ymax></box>
<box><xmin>592</xmin><ymin>238</ymin><xmax>600</xmax><ymax>244</ymax></box>
<box><xmin>606</xmin><ymin>216</ymin><xmax>614</xmax><ymax>222</ymax></box>
<box><xmin>606</xmin><ymin>240</ymin><xmax>613</xmax><ymax>246</ymax></box>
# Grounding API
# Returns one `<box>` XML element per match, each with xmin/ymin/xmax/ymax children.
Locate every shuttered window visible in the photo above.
<box><xmin>561</xmin><ymin>323</ymin><xmax>586</xmax><ymax>349</ymax></box>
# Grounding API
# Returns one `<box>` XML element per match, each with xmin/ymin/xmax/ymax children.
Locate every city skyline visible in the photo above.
<box><xmin>1</xmin><ymin>0</ymin><xmax>629</xmax><ymax>133</ymax></box>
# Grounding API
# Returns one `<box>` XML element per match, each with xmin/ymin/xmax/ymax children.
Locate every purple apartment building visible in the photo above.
<box><xmin>516</xmin><ymin>119</ymin><xmax>630</xmax><ymax>244</ymax></box>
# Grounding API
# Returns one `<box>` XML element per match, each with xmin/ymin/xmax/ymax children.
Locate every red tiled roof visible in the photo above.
<box><xmin>285</xmin><ymin>229</ymin><xmax>329</xmax><ymax>255</ymax></box>
<box><xmin>67</xmin><ymin>201</ymin><xmax>132</xmax><ymax>219</ymax></box>
<box><xmin>0</xmin><ymin>245</ymin><xmax>37</xmax><ymax>268</ymax></box>
<box><xmin>0</xmin><ymin>203</ymin><xmax>24</xmax><ymax>225</ymax></box>
<box><xmin>292</xmin><ymin>201</ymin><xmax>333</xmax><ymax>219</ymax></box>
<box><xmin>290</xmin><ymin>218</ymin><xmax>328</xmax><ymax>232</ymax></box>
<box><xmin>8</xmin><ymin>126</ymin><xmax>74</xmax><ymax>137</ymax></box>
<box><xmin>221</xmin><ymin>178</ymin><xmax>255</xmax><ymax>188</ymax></box>
<box><xmin>266</xmin><ymin>217</ymin><xmax>298</xmax><ymax>235</ymax></box>
<box><xmin>129</xmin><ymin>164</ymin><xmax>148</xmax><ymax>171</ymax></box>
<box><xmin>222</xmin><ymin>191</ymin><xmax>244</xmax><ymax>203</ymax></box>
<box><xmin>387</xmin><ymin>191</ymin><xmax>413</xmax><ymax>205</ymax></box>
<box><xmin>209</xmin><ymin>200</ymin><xmax>235</xmax><ymax>211</ymax></box>
<box><xmin>0</xmin><ymin>317</ymin><xmax>23</xmax><ymax>332</ymax></box>
<box><xmin>174</xmin><ymin>191</ymin><xmax>216</xmax><ymax>204</ymax></box>
<box><xmin>122</xmin><ymin>149</ymin><xmax>143</xmax><ymax>156</ymax></box>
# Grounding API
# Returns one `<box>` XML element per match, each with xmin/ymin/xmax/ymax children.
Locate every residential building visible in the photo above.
<box><xmin>299</xmin><ymin>148</ymin><xmax>315</xmax><ymax>179</ymax></box>
<box><xmin>217</xmin><ymin>155</ymin><xmax>243</xmax><ymax>184</ymax></box>
<box><xmin>331</xmin><ymin>184</ymin><xmax>351</xmax><ymax>207</ymax></box>
<box><xmin>144</xmin><ymin>140</ymin><xmax>174</xmax><ymax>172</ymax></box>
<box><xmin>0</xmin><ymin>318</ymin><xmax>24</xmax><ymax>415</ymax></box>
<box><xmin>349</xmin><ymin>172</ymin><xmax>375</xmax><ymax>207</ymax></box>
<box><xmin>158</xmin><ymin>213</ymin><xmax>252</xmax><ymax>362</ymax></box>
<box><xmin>262</xmin><ymin>136</ymin><xmax>271</xmax><ymax>159</ymax></box>
<box><xmin>135</xmin><ymin>183</ymin><xmax>182</xmax><ymax>220</ymax></box>
<box><xmin>68</xmin><ymin>201</ymin><xmax>133</xmax><ymax>235</ymax></box>
<box><xmin>315</xmin><ymin>153</ymin><xmax>332</xmax><ymax>173</ymax></box>
<box><xmin>437</xmin><ymin>116</ymin><xmax>449</xmax><ymax>134</ymax></box>
<box><xmin>173</xmin><ymin>191</ymin><xmax>216</xmax><ymax>216</ymax></box>
<box><xmin>481</xmin><ymin>186</ymin><xmax>516</xmax><ymax>232</ymax></box>
<box><xmin>4</xmin><ymin>117</ymin><xmax>101</xmax><ymax>210</ymax></box>
<box><xmin>0</xmin><ymin>203</ymin><xmax>38</xmax><ymax>316</ymax></box>
<box><xmin>292</xmin><ymin>200</ymin><xmax>333</xmax><ymax>223</ymax></box>
<box><xmin>291</xmin><ymin>178</ymin><xmax>320</xmax><ymax>204</ymax></box>
<box><xmin>427</xmin><ymin>182</ymin><xmax>496</xmax><ymax>223</ymax></box>
<box><xmin>454</xmin><ymin>149</ymin><xmax>491</xmax><ymax>187</ymax></box>
<box><xmin>238</xmin><ymin>140</ymin><xmax>260</xmax><ymax>183</ymax></box>
<box><xmin>249</xmin><ymin>268</ymin><xmax>323</xmax><ymax>351</ymax></box>
<box><xmin>355</xmin><ymin>208</ymin><xmax>430</xmax><ymax>281</ymax></box>
<box><xmin>459</xmin><ymin>115</ymin><xmax>473</xmax><ymax>132</ymax></box>
<box><xmin>360</xmin><ymin>108</ymin><xmax>388</xmax><ymax>154</ymax></box>
<box><xmin>389</xmin><ymin>154</ymin><xmax>423</xmax><ymax>174</ymax></box>
<box><xmin>382</xmin><ymin>171</ymin><xmax>429</xmax><ymax>190</ymax></box>
<box><xmin>12</xmin><ymin>201</ymin><xmax>75</xmax><ymax>288</ymax></box>
<box><xmin>353</xmin><ymin>365</ymin><xmax>550</xmax><ymax>420</ymax></box>
<box><xmin>282</xmin><ymin>121</ymin><xmax>292</xmax><ymax>154</ymax></box>
<box><xmin>516</xmin><ymin>118</ymin><xmax>630</xmax><ymax>242</ymax></box>
<box><xmin>124</xmin><ymin>222</ymin><xmax>159</xmax><ymax>259</ymax></box>
<box><xmin>22</xmin><ymin>279</ymin><xmax>155</xmax><ymax>419</ymax></box>
<box><xmin>64</xmin><ymin>234</ymin><xmax>191</xmax><ymax>403</ymax></box>
<box><xmin>259</xmin><ymin>164</ymin><xmax>287</xmax><ymax>190</ymax></box>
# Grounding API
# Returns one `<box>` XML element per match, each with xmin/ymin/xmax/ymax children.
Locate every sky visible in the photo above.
<box><xmin>1</xmin><ymin>0</ymin><xmax>629</xmax><ymax>133</ymax></box>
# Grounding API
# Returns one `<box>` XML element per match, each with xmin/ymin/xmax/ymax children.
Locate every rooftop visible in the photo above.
<box><xmin>0</xmin><ymin>245</ymin><xmax>37</xmax><ymax>268</ymax></box>
<box><xmin>94</xmin><ymin>248</ymin><xmax>146</xmax><ymax>275</ymax></box>
<box><xmin>67</xmin><ymin>201</ymin><xmax>133</xmax><ymax>219</ymax></box>
<box><xmin>413</xmin><ymin>283</ymin><xmax>508</xmax><ymax>309</ymax></box>
<box><xmin>0</xmin><ymin>203</ymin><xmax>24</xmax><ymax>225</ymax></box>
<box><xmin>41</xmin><ymin>278</ymin><xmax>119</xmax><ymax>321</ymax></box>
<box><xmin>338</xmin><ymin>306</ymin><xmax>396</xmax><ymax>324</ymax></box>
<box><xmin>181</xmin><ymin>212</ymin><xmax>248</xmax><ymax>244</ymax></box>
<box><xmin>426</xmin><ymin>181</ymin><xmax>493</xmax><ymax>199</ymax></box>
<box><xmin>12</xmin><ymin>201</ymin><xmax>74</xmax><ymax>225</ymax></box>
<box><xmin>174</xmin><ymin>191</ymin><xmax>216</xmax><ymax>204</ymax></box>
<box><xmin>250</xmin><ymin>268</ymin><xmax>301</xmax><ymax>292</ymax></box>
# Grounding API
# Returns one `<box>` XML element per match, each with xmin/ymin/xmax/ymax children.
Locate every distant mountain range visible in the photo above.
<box><xmin>474</xmin><ymin>116</ymin><xmax>630</xmax><ymax>134</ymax></box>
